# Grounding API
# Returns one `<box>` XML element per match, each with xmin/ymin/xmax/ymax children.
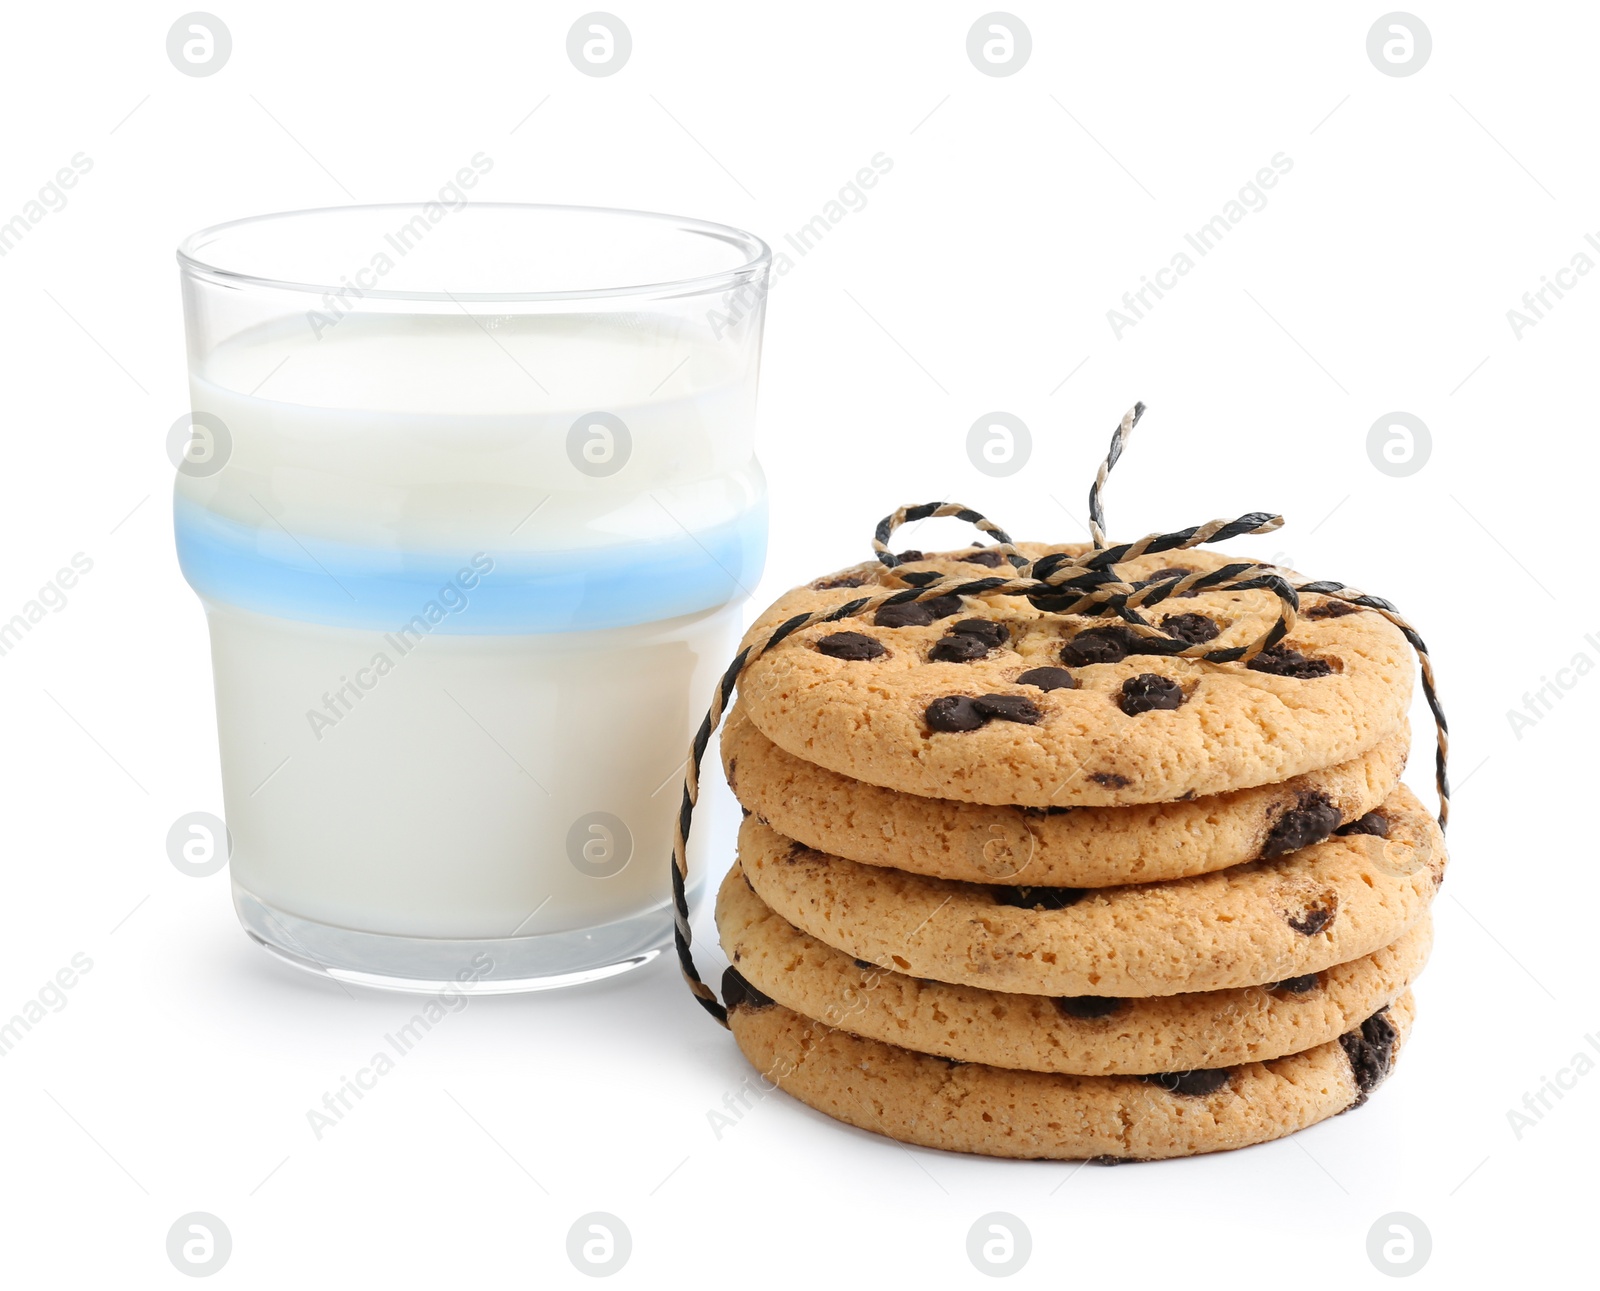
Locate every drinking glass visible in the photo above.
<box><xmin>175</xmin><ymin>203</ymin><xmax>770</xmax><ymax>991</ymax></box>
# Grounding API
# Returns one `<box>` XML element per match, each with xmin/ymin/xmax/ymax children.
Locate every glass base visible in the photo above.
<box><xmin>233</xmin><ymin>882</ymin><xmax>697</xmax><ymax>995</ymax></box>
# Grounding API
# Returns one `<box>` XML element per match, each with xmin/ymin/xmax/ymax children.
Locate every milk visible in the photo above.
<box><xmin>176</xmin><ymin>312</ymin><xmax>764</xmax><ymax>968</ymax></box>
<box><xmin>202</xmin><ymin>599</ymin><xmax>741</xmax><ymax>939</ymax></box>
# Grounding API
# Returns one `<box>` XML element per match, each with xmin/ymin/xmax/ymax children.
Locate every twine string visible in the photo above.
<box><xmin>671</xmin><ymin>403</ymin><xmax>1449</xmax><ymax>1027</ymax></box>
<box><xmin>1087</xmin><ymin>399</ymin><xmax>1144</xmax><ymax>548</ymax></box>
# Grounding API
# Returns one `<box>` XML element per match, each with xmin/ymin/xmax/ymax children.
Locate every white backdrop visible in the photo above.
<box><xmin>1</xmin><ymin>1</ymin><xmax>1593</xmax><ymax>1284</ymax></box>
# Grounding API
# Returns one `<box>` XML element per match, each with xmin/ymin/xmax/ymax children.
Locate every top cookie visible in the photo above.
<box><xmin>736</xmin><ymin>544</ymin><xmax>1415</xmax><ymax>806</ymax></box>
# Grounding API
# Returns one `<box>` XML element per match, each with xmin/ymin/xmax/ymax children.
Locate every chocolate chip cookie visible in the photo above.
<box><xmin>725</xmin><ymin>985</ymin><xmax>1414</xmax><ymax>1160</ymax></box>
<box><xmin>717</xmin><ymin>864</ymin><xmax>1430</xmax><ymax>1074</ymax></box>
<box><xmin>736</xmin><ymin>785</ymin><xmax>1444</xmax><ymax>997</ymax></box>
<box><xmin>723</xmin><ymin>705</ymin><xmax>1409</xmax><ymax>887</ymax></box>
<box><xmin>737</xmin><ymin>544</ymin><xmax>1414</xmax><ymax>807</ymax></box>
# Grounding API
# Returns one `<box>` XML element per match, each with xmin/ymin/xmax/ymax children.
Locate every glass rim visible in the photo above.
<box><xmin>176</xmin><ymin>201</ymin><xmax>772</xmax><ymax>303</ymax></box>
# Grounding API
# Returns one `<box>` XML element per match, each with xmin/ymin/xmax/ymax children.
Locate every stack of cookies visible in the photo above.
<box><xmin>712</xmin><ymin>541</ymin><xmax>1445</xmax><ymax>1161</ymax></box>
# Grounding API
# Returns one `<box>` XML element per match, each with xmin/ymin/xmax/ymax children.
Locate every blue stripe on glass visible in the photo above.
<box><xmin>174</xmin><ymin>493</ymin><xmax>767</xmax><ymax>634</ymax></box>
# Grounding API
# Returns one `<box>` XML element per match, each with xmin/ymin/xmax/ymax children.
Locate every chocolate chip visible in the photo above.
<box><xmin>721</xmin><ymin>967</ymin><xmax>775</xmax><ymax>1012</ymax></box>
<box><xmin>1142</xmin><ymin>1069</ymin><xmax>1231</xmax><ymax>1097</ymax></box>
<box><xmin>1286</xmin><ymin>898</ymin><xmax>1336</xmax><ymax>935</ymax></box>
<box><xmin>1306</xmin><ymin>600</ymin><xmax>1360</xmax><ymax>620</ymax></box>
<box><xmin>1027</xmin><ymin>590</ymin><xmax>1081</xmax><ymax>614</ymax></box>
<box><xmin>1118</xmin><ymin>673</ymin><xmax>1184</xmax><ymax>716</ymax></box>
<box><xmin>1016</xmin><ymin>666</ymin><xmax>1077</xmax><ymax>692</ymax></box>
<box><xmin>972</xmin><ymin>694</ymin><xmax>1042</xmax><ymax>724</ymax></box>
<box><xmin>1161</xmin><ymin>612</ymin><xmax>1220</xmax><ymax>645</ymax></box>
<box><xmin>814</xmin><ymin>573</ymin><xmax>869</xmax><ymax>589</ymax></box>
<box><xmin>951</xmin><ymin>618</ymin><xmax>1010</xmax><ymax>648</ymax></box>
<box><xmin>1338</xmin><ymin>1007</ymin><xmax>1398</xmax><ymax>1105</ymax></box>
<box><xmin>900</xmin><ymin>570</ymin><xmax>942</xmax><ymax>588</ymax></box>
<box><xmin>1337</xmin><ymin>811</ymin><xmax>1390</xmax><ymax>838</ymax></box>
<box><xmin>1260</xmin><ymin>792</ymin><xmax>1342</xmax><ymax>858</ymax></box>
<box><xmin>853</xmin><ymin>957</ymin><xmax>878</xmax><ymax>971</ymax></box>
<box><xmin>1054</xmin><ymin>995</ymin><xmax>1123</xmax><ymax>1019</ymax></box>
<box><xmin>925</xmin><ymin>695</ymin><xmax>986</xmax><ymax>732</ymax></box>
<box><xmin>1090</xmin><ymin>772</ymin><xmax>1130</xmax><ymax>788</ymax></box>
<box><xmin>1247</xmin><ymin>645</ymin><xmax>1333</xmax><ymax>679</ymax></box>
<box><xmin>1271</xmin><ymin>973</ymin><xmax>1321</xmax><ymax>994</ymax></box>
<box><xmin>875</xmin><ymin>600</ymin><xmax>935</xmax><ymax>628</ymax></box>
<box><xmin>929</xmin><ymin>633</ymin><xmax>992</xmax><ymax>663</ymax></box>
<box><xmin>992</xmin><ymin>885</ymin><xmax>1087</xmax><ymax>910</ymax></box>
<box><xmin>1061</xmin><ymin>623</ymin><xmax>1181</xmax><ymax>666</ymax></box>
<box><xmin>874</xmin><ymin>594</ymin><xmax>963</xmax><ymax>627</ymax></box>
<box><xmin>962</xmin><ymin>549</ymin><xmax>1005</xmax><ymax>567</ymax></box>
<box><xmin>895</xmin><ymin>550</ymin><xmax>925</xmax><ymax>563</ymax></box>
<box><xmin>815</xmin><ymin>631</ymin><xmax>887</xmax><ymax>661</ymax></box>
<box><xmin>1059</xmin><ymin>625</ymin><xmax>1135</xmax><ymax>666</ymax></box>
<box><xmin>927</xmin><ymin>693</ymin><xmax>1042</xmax><ymax>730</ymax></box>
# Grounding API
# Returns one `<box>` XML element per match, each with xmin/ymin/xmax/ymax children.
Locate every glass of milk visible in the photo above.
<box><xmin>175</xmin><ymin>204</ymin><xmax>770</xmax><ymax>992</ymax></box>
